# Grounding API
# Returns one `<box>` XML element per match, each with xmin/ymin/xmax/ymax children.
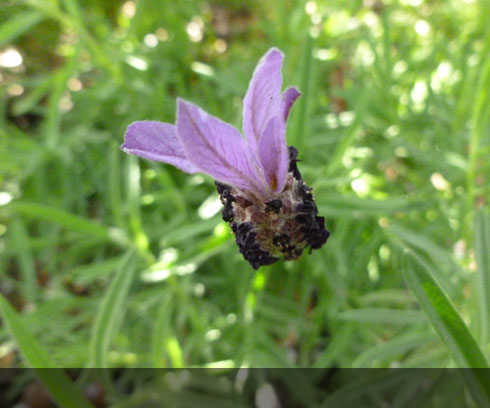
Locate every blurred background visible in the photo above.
<box><xmin>0</xmin><ymin>0</ymin><xmax>490</xmax><ymax>400</ymax></box>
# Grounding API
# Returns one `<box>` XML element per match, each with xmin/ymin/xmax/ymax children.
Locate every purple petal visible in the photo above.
<box><xmin>259</xmin><ymin>116</ymin><xmax>289</xmax><ymax>193</ymax></box>
<box><xmin>176</xmin><ymin>99</ymin><xmax>266</xmax><ymax>194</ymax></box>
<box><xmin>282</xmin><ymin>86</ymin><xmax>301</xmax><ymax>121</ymax></box>
<box><xmin>243</xmin><ymin>48</ymin><xmax>284</xmax><ymax>156</ymax></box>
<box><xmin>121</xmin><ymin>121</ymin><xmax>199</xmax><ymax>173</ymax></box>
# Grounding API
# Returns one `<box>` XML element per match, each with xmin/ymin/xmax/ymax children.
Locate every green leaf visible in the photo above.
<box><xmin>165</xmin><ymin>336</ymin><xmax>184</xmax><ymax>368</ymax></box>
<box><xmin>68</xmin><ymin>255</ymin><xmax>124</xmax><ymax>285</ymax></box>
<box><xmin>10</xmin><ymin>201</ymin><xmax>128</xmax><ymax>245</ymax></box>
<box><xmin>359</xmin><ymin>289</ymin><xmax>416</xmax><ymax>307</ymax></box>
<box><xmin>12</xmin><ymin>74</ymin><xmax>55</xmax><ymax>116</ymax></box>
<box><xmin>388</xmin><ymin>223</ymin><xmax>465</xmax><ymax>296</ymax></box>
<box><xmin>403</xmin><ymin>251</ymin><xmax>490</xmax><ymax>406</ymax></box>
<box><xmin>44</xmin><ymin>46</ymin><xmax>81</xmax><ymax>148</ymax></box>
<box><xmin>466</xmin><ymin>50</ymin><xmax>490</xmax><ymax>223</ymax></box>
<box><xmin>475</xmin><ymin>207</ymin><xmax>490</xmax><ymax>344</ymax></box>
<box><xmin>0</xmin><ymin>11</ymin><xmax>44</xmax><ymax>47</ymax></box>
<box><xmin>151</xmin><ymin>294</ymin><xmax>172</xmax><ymax>368</ymax></box>
<box><xmin>9</xmin><ymin>218</ymin><xmax>37</xmax><ymax>304</ymax></box>
<box><xmin>160</xmin><ymin>218</ymin><xmax>218</xmax><ymax>247</ymax></box>
<box><xmin>0</xmin><ymin>295</ymin><xmax>93</xmax><ymax>408</ymax></box>
<box><xmin>109</xmin><ymin>141</ymin><xmax>125</xmax><ymax>229</ymax></box>
<box><xmin>313</xmin><ymin>325</ymin><xmax>354</xmax><ymax>368</ymax></box>
<box><xmin>317</xmin><ymin>194</ymin><xmax>431</xmax><ymax>217</ymax></box>
<box><xmin>320</xmin><ymin>369</ymin><xmax>421</xmax><ymax>407</ymax></box>
<box><xmin>290</xmin><ymin>33</ymin><xmax>314</xmax><ymax>152</ymax></box>
<box><xmin>126</xmin><ymin>155</ymin><xmax>150</xmax><ymax>254</ymax></box>
<box><xmin>352</xmin><ymin>332</ymin><xmax>437</xmax><ymax>368</ymax></box>
<box><xmin>336</xmin><ymin>308</ymin><xmax>426</xmax><ymax>325</ymax></box>
<box><xmin>89</xmin><ymin>250</ymin><xmax>138</xmax><ymax>367</ymax></box>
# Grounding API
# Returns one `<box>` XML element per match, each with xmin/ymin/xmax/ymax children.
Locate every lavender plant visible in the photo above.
<box><xmin>121</xmin><ymin>48</ymin><xmax>329</xmax><ymax>268</ymax></box>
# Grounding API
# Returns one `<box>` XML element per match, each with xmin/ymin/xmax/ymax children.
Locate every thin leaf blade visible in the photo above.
<box><xmin>0</xmin><ymin>295</ymin><xmax>93</xmax><ymax>408</ymax></box>
<box><xmin>0</xmin><ymin>11</ymin><xmax>43</xmax><ymax>47</ymax></box>
<box><xmin>402</xmin><ymin>251</ymin><xmax>490</xmax><ymax>406</ymax></box>
<box><xmin>89</xmin><ymin>250</ymin><xmax>138</xmax><ymax>367</ymax></box>
<box><xmin>475</xmin><ymin>207</ymin><xmax>490</xmax><ymax>344</ymax></box>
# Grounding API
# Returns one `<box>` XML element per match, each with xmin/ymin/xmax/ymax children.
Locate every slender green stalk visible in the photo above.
<box><xmin>465</xmin><ymin>48</ymin><xmax>490</xmax><ymax>231</ymax></box>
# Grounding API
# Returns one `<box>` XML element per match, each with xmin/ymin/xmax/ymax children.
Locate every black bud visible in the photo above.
<box><xmin>288</xmin><ymin>146</ymin><xmax>302</xmax><ymax>180</ymax></box>
<box><xmin>265</xmin><ymin>199</ymin><xmax>282</xmax><ymax>214</ymax></box>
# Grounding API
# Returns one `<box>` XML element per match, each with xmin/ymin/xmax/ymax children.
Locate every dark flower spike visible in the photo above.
<box><xmin>121</xmin><ymin>48</ymin><xmax>329</xmax><ymax>269</ymax></box>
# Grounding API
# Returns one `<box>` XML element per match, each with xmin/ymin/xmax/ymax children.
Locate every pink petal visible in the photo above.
<box><xmin>282</xmin><ymin>86</ymin><xmax>301</xmax><ymax>121</ymax></box>
<box><xmin>243</xmin><ymin>48</ymin><xmax>284</xmax><ymax>156</ymax></box>
<box><xmin>121</xmin><ymin>121</ymin><xmax>199</xmax><ymax>173</ymax></box>
<box><xmin>176</xmin><ymin>99</ymin><xmax>266</xmax><ymax>194</ymax></box>
<box><xmin>259</xmin><ymin>116</ymin><xmax>289</xmax><ymax>193</ymax></box>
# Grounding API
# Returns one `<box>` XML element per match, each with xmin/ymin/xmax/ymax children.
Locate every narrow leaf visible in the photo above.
<box><xmin>9</xmin><ymin>218</ymin><xmax>37</xmax><ymax>303</ymax></box>
<box><xmin>10</xmin><ymin>201</ymin><xmax>127</xmax><ymax>245</ymax></box>
<box><xmin>352</xmin><ymin>332</ymin><xmax>437</xmax><ymax>368</ymax></box>
<box><xmin>403</xmin><ymin>251</ymin><xmax>490</xmax><ymax>407</ymax></box>
<box><xmin>0</xmin><ymin>11</ymin><xmax>43</xmax><ymax>47</ymax></box>
<box><xmin>89</xmin><ymin>250</ymin><xmax>138</xmax><ymax>367</ymax></box>
<box><xmin>336</xmin><ymin>308</ymin><xmax>426</xmax><ymax>325</ymax></box>
<box><xmin>0</xmin><ymin>295</ymin><xmax>93</xmax><ymax>408</ymax></box>
<box><xmin>475</xmin><ymin>207</ymin><xmax>490</xmax><ymax>344</ymax></box>
<box><xmin>321</xmin><ymin>369</ymin><xmax>420</xmax><ymax>407</ymax></box>
<box><xmin>291</xmin><ymin>34</ymin><xmax>313</xmax><ymax>152</ymax></box>
<box><xmin>151</xmin><ymin>294</ymin><xmax>172</xmax><ymax>368</ymax></box>
<box><xmin>317</xmin><ymin>194</ymin><xmax>431</xmax><ymax>217</ymax></box>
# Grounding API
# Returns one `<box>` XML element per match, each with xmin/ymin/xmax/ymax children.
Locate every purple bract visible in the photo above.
<box><xmin>121</xmin><ymin>48</ymin><xmax>329</xmax><ymax>269</ymax></box>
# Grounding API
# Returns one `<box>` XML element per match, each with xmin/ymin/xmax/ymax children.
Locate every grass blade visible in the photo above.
<box><xmin>44</xmin><ymin>46</ymin><xmax>80</xmax><ymax>148</ymax></box>
<box><xmin>89</xmin><ymin>250</ymin><xmax>138</xmax><ymax>367</ymax></box>
<box><xmin>475</xmin><ymin>207</ymin><xmax>490</xmax><ymax>344</ymax></box>
<box><xmin>402</xmin><ymin>251</ymin><xmax>490</xmax><ymax>406</ymax></box>
<box><xmin>291</xmin><ymin>33</ymin><xmax>314</xmax><ymax>152</ymax></box>
<box><xmin>387</xmin><ymin>224</ymin><xmax>463</xmax><ymax>298</ymax></box>
<box><xmin>9</xmin><ymin>218</ymin><xmax>37</xmax><ymax>304</ymax></box>
<box><xmin>466</xmin><ymin>50</ymin><xmax>490</xmax><ymax>230</ymax></box>
<box><xmin>0</xmin><ymin>11</ymin><xmax>43</xmax><ymax>47</ymax></box>
<box><xmin>109</xmin><ymin>141</ymin><xmax>125</xmax><ymax>229</ymax></box>
<box><xmin>10</xmin><ymin>201</ymin><xmax>128</xmax><ymax>245</ymax></box>
<box><xmin>336</xmin><ymin>308</ymin><xmax>426</xmax><ymax>325</ymax></box>
<box><xmin>151</xmin><ymin>293</ymin><xmax>172</xmax><ymax>368</ymax></box>
<box><xmin>352</xmin><ymin>332</ymin><xmax>437</xmax><ymax>368</ymax></box>
<box><xmin>317</xmin><ymin>194</ymin><xmax>431</xmax><ymax>217</ymax></box>
<box><xmin>0</xmin><ymin>295</ymin><xmax>93</xmax><ymax>408</ymax></box>
<box><xmin>11</xmin><ymin>201</ymin><xmax>109</xmax><ymax>237</ymax></box>
<box><xmin>320</xmin><ymin>369</ymin><xmax>419</xmax><ymax>407</ymax></box>
<box><xmin>402</xmin><ymin>252</ymin><xmax>488</xmax><ymax>367</ymax></box>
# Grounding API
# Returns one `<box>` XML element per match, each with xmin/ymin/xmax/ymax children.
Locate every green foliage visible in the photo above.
<box><xmin>402</xmin><ymin>251</ymin><xmax>490</xmax><ymax>406</ymax></box>
<box><xmin>0</xmin><ymin>295</ymin><xmax>94</xmax><ymax>408</ymax></box>
<box><xmin>1</xmin><ymin>0</ymin><xmax>489</xmax><ymax>389</ymax></box>
<box><xmin>89</xmin><ymin>250</ymin><xmax>138</xmax><ymax>368</ymax></box>
<box><xmin>475</xmin><ymin>208</ymin><xmax>490</xmax><ymax>345</ymax></box>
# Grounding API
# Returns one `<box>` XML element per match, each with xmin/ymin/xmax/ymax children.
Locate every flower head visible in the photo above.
<box><xmin>121</xmin><ymin>48</ymin><xmax>329</xmax><ymax>269</ymax></box>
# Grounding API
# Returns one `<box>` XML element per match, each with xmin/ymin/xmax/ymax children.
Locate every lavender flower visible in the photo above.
<box><xmin>121</xmin><ymin>48</ymin><xmax>329</xmax><ymax>269</ymax></box>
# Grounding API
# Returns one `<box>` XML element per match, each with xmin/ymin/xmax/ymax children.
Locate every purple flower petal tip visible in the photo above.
<box><xmin>262</xmin><ymin>47</ymin><xmax>284</xmax><ymax>62</ymax></box>
<box><xmin>242</xmin><ymin>48</ymin><xmax>285</xmax><ymax>157</ymax></box>
<box><xmin>282</xmin><ymin>87</ymin><xmax>301</xmax><ymax>120</ymax></box>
